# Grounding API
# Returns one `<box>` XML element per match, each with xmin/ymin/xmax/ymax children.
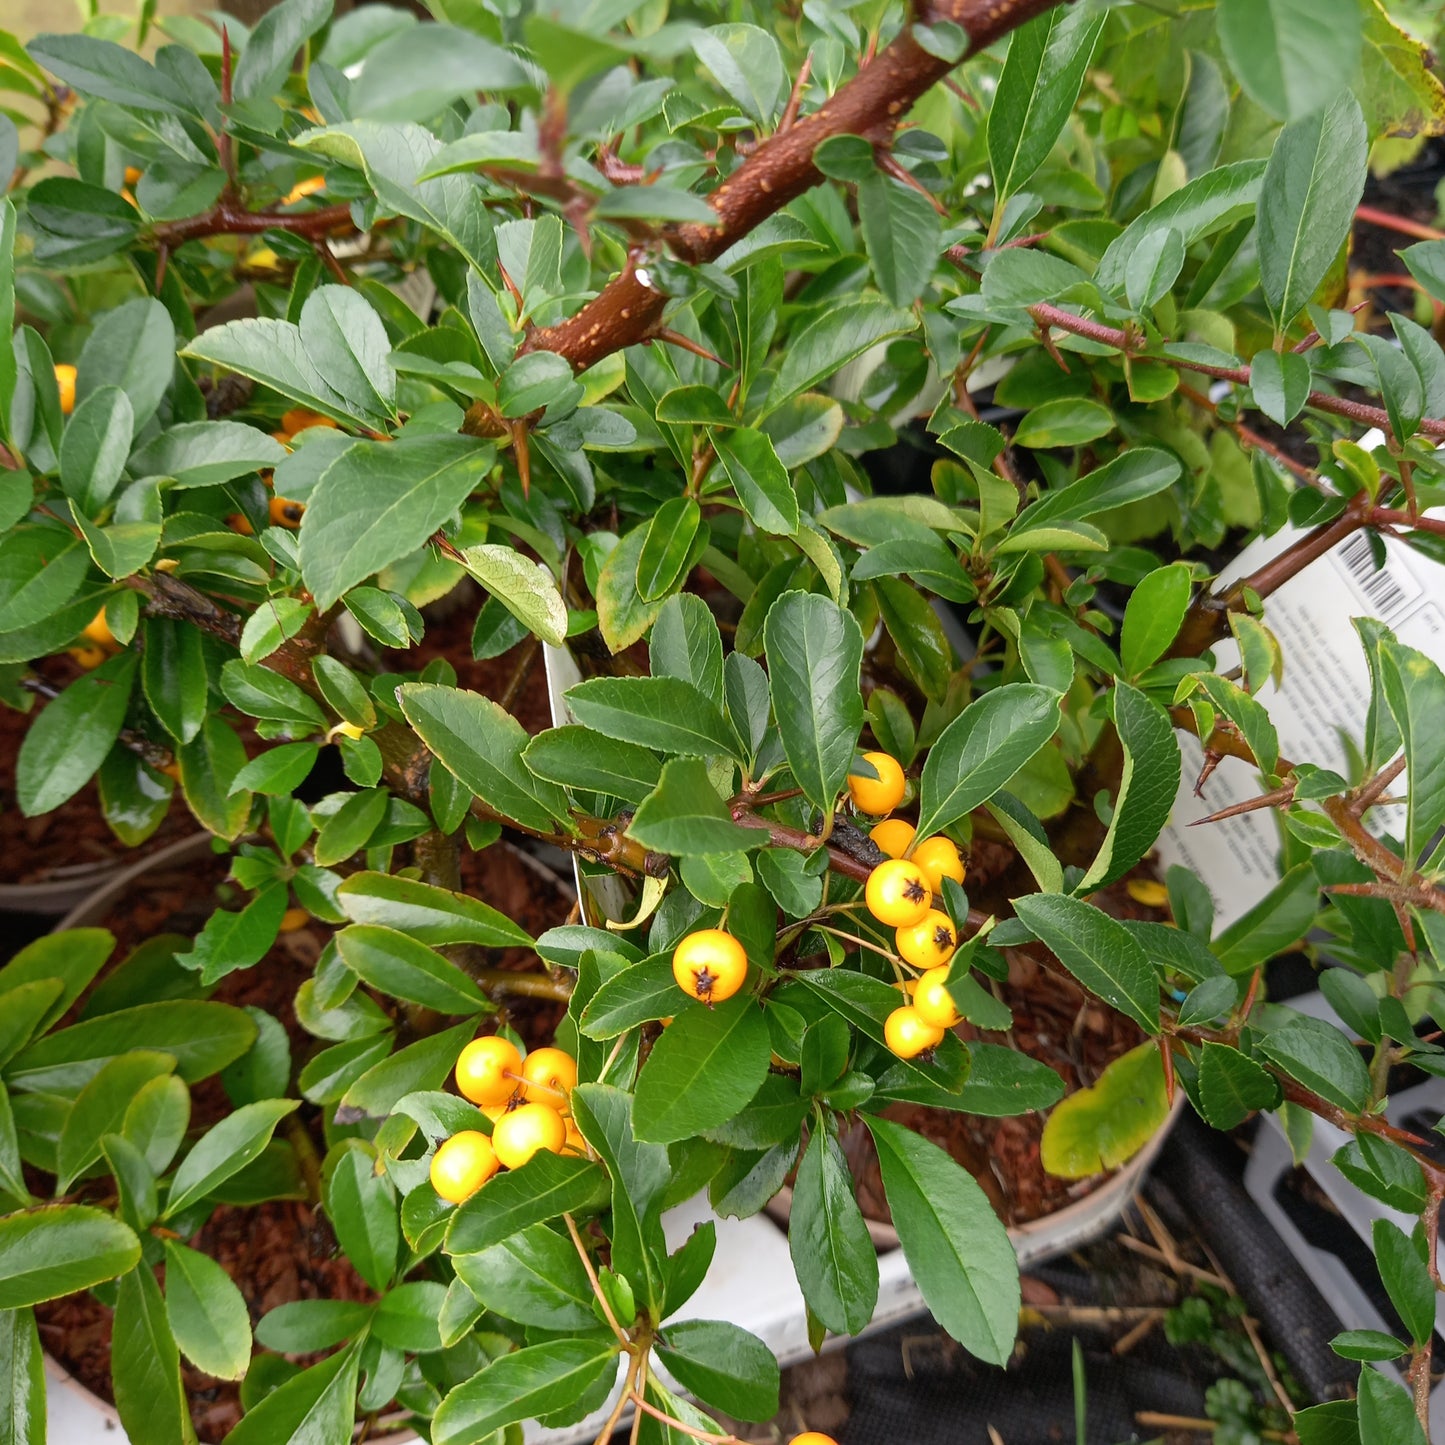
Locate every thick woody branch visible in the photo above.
<box><xmin>151</xmin><ymin>201</ymin><xmax>357</xmax><ymax>249</ymax></box>
<box><xmin>483</xmin><ymin>0</ymin><xmax>1064</xmax><ymax>388</ymax></box>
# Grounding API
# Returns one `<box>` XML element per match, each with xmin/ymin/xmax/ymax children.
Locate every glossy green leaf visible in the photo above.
<box><xmin>113</xmin><ymin>1264</ymin><xmax>195</xmax><ymax>1445</ymax></box>
<box><xmin>566</xmin><ymin>675</ymin><xmax>737</xmax><ymax>759</ymax></box>
<box><xmin>165</xmin><ymin>1099</ymin><xmax>299</xmax><ymax>1218</ymax></box>
<box><xmin>1196</xmin><ymin>1042</ymin><xmax>1278</xmax><ymax>1129</ymax></box>
<box><xmin>655</xmin><ymin>1319</ymin><xmax>780</xmax><ymax>1422</ymax></box>
<box><xmin>452</xmin><ymin>1224</ymin><xmax>596</xmax><ymax>1331</ymax></box>
<box><xmin>445</xmin><ymin>1152</ymin><xmax>610</xmax><ymax>1254</ymax></box>
<box><xmin>55</xmin><ymin>1050</ymin><xmax>176</xmax><ymax>1193</ymax></box>
<box><xmin>788</xmin><ymin>1126</ymin><xmax>878</xmax><ymax>1336</ymax></box>
<box><xmin>336</xmin><ymin>872</ymin><xmax>532</xmax><ymax>948</ymax></box>
<box><xmin>163</xmin><ymin>1241</ymin><xmax>252</xmax><ymax>1381</ymax></box>
<box><xmin>1218</xmin><ymin>0</ymin><xmax>1364</xmax><ymax>122</ymax></box>
<box><xmin>1120</xmin><ymin>564</ymin><xmax>1193</xmax><ymax>674</ymax></box>
<box><xmin>0</xmin><ymin>1305</ymin><xmax>45</xmax><ymax>1445</ymax></box>
<box><xmin>0</xmin><ymin>1206</ymin><xmax>140</xmax><ymax>1308</ymax></box>
<box><xmin>222</xmin><ymin>1344</ymin><xmax>360</xmax><ymax>1445</ymax></box>
<box><xmin>629</xmin><ymin>757</ymin><xmax>757</xmax><ymax>856</ymax></box>
<box><xmin>323</xmin><ymin>1138</ymin><xmax>398</xmax><ymax>1292</ymax></box>
<box><xmin>335</xmin><ymin>924</ymin><xmax>488</xmax><ymax>1013</ymax></box>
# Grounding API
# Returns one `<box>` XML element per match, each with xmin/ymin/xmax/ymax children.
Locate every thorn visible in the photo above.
<box><xmin>564</xmin><ymin>198</ymin><xmax>593</xmax><ymax>261</ymax></box>
<box><xmin>1160</xmin><ymin>1036</ymin><xmax>1175</xmax><ymax>1107</ymax></box>
<box><xmin>1238</xmin><ymin>968</ymin><xmax>1262</xmax><ymax>1026</ymax></box>
<box><xmin>497</xmin><ymin>260</ymin><xmax>524</xmax><ymax>313</ymax></box>
<box><xmin>779</xmin><ymin>54</ymin><xmax>812</xmax><ymax>134</ymax></box>
<box><xmin>1037</xmin><ymin>323</ymin><xmax>1071</xmax><ymax>374</ymax></box>
<box><xmin>510</xmin><ymin>418</ymin><xmax>532</xmax><ymax>496</ymax></box>
<box><xmin>944</xmin><ymin>76</ymin><xmax>980</xmax><ymax>111</ymax></box>
<box><xmin>314</xmin><ymin>240</ymin><xmax>349</xmax><ymax>286</ymax></box>
<box><xmin>877</xmin><ymin>150</ymin><xmax>948</xmax><ymax>215</ymax></box>
<box><xmin>1193</xmin><ymin>749</ymin><xmax>1223</xmax><ymax>798</ymax></box>
<box><xmin>650</xmin><ymin>328</ymin><xmax>730</xmax><ymax>368</ymax></box>
<box><xmin>220</xmin><ymin>26</ymin><xmax>233</xmax><ymax>106</ymax></box>
<box><xmin>1187</xmin><ymin>782</ymin><xmax>1295</xmax><ymax>826</ymax></box>
<box><xmin>155</xmin><ymin>244</ymin><xmax>169</xmax><ymax>294</ymax></box>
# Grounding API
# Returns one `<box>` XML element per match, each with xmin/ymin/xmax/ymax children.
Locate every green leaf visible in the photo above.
<box><xmin>1013</xmin><ymin>894</ymin><xmax>1160</xmax><ymax>1031</ymax></box>
<box><xmin>1125</xmin><ymin>227</ymin><xmax>1186</xmax><ymax>312</ymax></box>
<box><xmin>113</xmin><ymin>1265</ymin><xmax>196</xmax><ymax>1445</ymax></box>
<box><xmin>1079</xmin><ymin>685</ymin><xmax>1179</xmax><ymax>893</ymax></box>
<box><xmin>313</xmin><ymin>788</ymin><xmax>388</xmax><ymax>867</ymax></box>
<box><xmin>1218</xmin><ymin>0</ymin><xmax>1364</xmax><ymax>122</ymax></box>
<box><xmin>0</xmin><ymin>1206</ymin><xmax>140</xmax><ymax>1308</ymax></box>
<box><xmin>1372</xmin><ymin>1219</ymin><xmax>1434</xmax><ymax>1347</ymax></box>
<box><xmin>1250</xmin><ymin>349</ymin><xmax>1312</xmax><ymax>426</ymax></box>
<box><xmin>445</xmin><ymin>1152</ymin><xmax>610</xmax><ymax>1254</ymax></box>
<box><xmin>655</xmin><ymin>1320</ymin><xmax>779</xmax><ymax>1423</ymax></box>
<box><xmin>222</xmin><ymin>1344</ymin><xmax>360</xmax><ymax>1445</ymax></box>
<box><xmin>863</xmin><ymin>1116</ymin><xmax>1019</xmax><ymax>1365</ymax></box>
<box><xmin>1039</xmin><ymin>1041</ymin><xmax>1170</xmax><ymax>1177</ymax></box>
<box><xmin>570</xmin><ymin>1083</ymin><xmax>669</xmax><ymax>1315</ymax></box>
<box><xmin>523</xmin><ymin>726</ymin><xmax>662</xmax><ymax>806</ymax></box>
<box><xmin>875</xmin><ymin>577</ymin><xmax>954</xmax><ymax>703</ymax></box>
<box><xmin>1196</xmin><ymin>1042</ymin><xmax>1279</xmax><ymax>1129</ymax></box>
<box><xmin>763</xmin><ymin>590</ymin><xmax>865</xmax><ymax>816</ymax></box>
<box><xmin>60</xmin><ymin>385</ymin><xmax>133</xmax><ymax>515</ymax></box>
<box><xmin>335</xmin><ymin>924</ymin><xmax>488</xmax><ymax>1013</ymax></box>
<box><xmin>28</xmin><ymin>33</ymin><xmax>192</xmax><ymax>115</ymax></box>
<box><xmin>0</xmin><ymin>529</ymin><xmax>88</xmax><ymax>634</ymax></box>
<box><xmin>714</xmin><ymin>428</ymin><xmax>799</xmax><ymax>536</ymax></box>
<box><xmin>299</xmin><ymin>435</ymin><xmax>494</xmax><ymax>610</ymax></box>
<box><xmin>0</xmin><ymin>1306</ymin><xmax>45</xmax><ymax>1445</ymax></box>
<box><xmin>232</xmin><ymin>0</ymin><xmax>333</xmax><ymax>101</ymax></box>
<box><xmin>230</xmin><ymin>743</ymin><xmax>319</xmax><ymax>798</ymax></box>
<box><xmin>142</xmin><ymin>618</ymin><xmax>210</xmax><ymax>745</ymax></box>
<box><xmin>637</xmin><ymin>497</ymin><xmax>703</xmax><ymax>603</ymax></box>
<box><xmin>579</xmin><ymin>957</ymin><xmax>678</xmax><ymax>1039</ymax></box>
<box><xmin>452</xmin><ymin>1224</ymin><xmax>597</xmax><ymax>1331</ymax></box>
<box><xmin>1380</xmin><ymin>639</ymin><xmax>1445</xmax><ymax>865</ymax></box>
<box><xmin>1120</xmin><ymin>564</ymin><xmax>1193</xmax><ymax>674</ymax></box>
<box><xmin>131</xmin><ymin>422</ymin><xmax>288</xmax><ymax>489</ymax></box>
<box><xmin>987</xmin><ymin>4</ymin><xmax>1105</xmax><ymax>202</ymax></box>
<box><xmin>1257</xmin><ymin>1014</ymin><xmax>1370</xmax><ymax>1111</ymax></box>
<box><xmin>349</xmin><ymin>22</ymin><xmax>528</xmax><ymax>121</ymax></box>
<box><xmin>323</xmin><ymin>1138</ymin><xmax>398</xmax><ymax>1293</ymax></box>
<box><xmin>339</xmin><ymin>1019</ymin><xmax>474</xmax><ymax>1118</ymax></box>
<box><xmin>768</xmin><ymin>296</ymin><xmax>915</xmax><ymax>413</ymax></box>
<box><xmin>566</xmin><ymin>675</ymin><xmax>737</xmax><ymax>759</ymax></box>
<box><xmin>457</xmin><ymin>544</ymin><xmax>566</xmax><ymax>645</ymax></box>
<box><xmin>179</xmin><ymin>717</ymin><xmax>253</xmax><ymax>839</ymax></box>
<box><xmin>1329</xmin><ymin>1330</ymin><xmax>1407</xmax><ymax>1362</ymax></box>
<box><xmin>337</xmin><ymin>872</ymin><xmax>532</xmax><ymax>948</ymax></box>
<box><xmin>16</xmin><ymin>652</ymin><xmax>136</xmax><ymax>815</ymax></box>
<box><xmin>915</xmin><ymin>684</ymin><xmax>1061</xmax><ymax>838</ymax></box>
<box><xmin>398</xmin><ymin>682</ymin><xmax>569</xmax><ymax>831</ymax></box>
<box><xmin>432</xmin><ymin>1339</ymin><xmax>620</xmax><ymax>1445</ymax></box>
<box><xmin>1258</xmin><ymin>93</ymin><xmax>1368</xmax><ymax>329</ymax></box>
<box><xmin>692</xmin><ymin>23</ymin><xmax>785</xmax><ymax>124</ymax></box>
<box><xmin>9</xmin><ymin>1000</ymin><xmax>255</xmax><ymax>1093</ymax></box>
<box><xmin>858</xmin><ymin>173</ymin><xmax>942</xmax><ymax>307</ymax></box>
<box><xmin>163</xmin><ymin>1241</ymin><xmax>252</xmax><ymax>1381</ymax></box>
<box><xmin>1358</xmin><ymin>1367</ymin><xmax>1427</xmax><ymax>1445</ymax></box>
<box><xmin>1013</xmin><ymin>398</ymin><xmax>1114</xmax><ymax>449</ymax></box>
<box><xmin>1211</xmin><ymin>862</ymin><xmax>1318</xmax><ymax>974</ymax></box>
<box><xmin>76</xmin><ymin>297</ymin><xmax>176</xmax><ymax>432</ymax></box>
<box><xmin>55</xmin><ymin>1050</ymin><xmax>176</xmax><ymax>1193</ymax></box>
<box><xmin>165</xmin><ymin>1099</ymin><xmax>300</xmax><ymax>1218</ymax></box>
<box><xmin>255</xmin><ymin>1300</ymin><xmax>374</xmax><ymax>1354</ymax></box>
<box><xmin>629</xmin><ymin>757</ymin><xmax>757</xmax><ymax>856</ymax></box>
<box><xmin>0</xmin><ymin>929</ymin><xmax>112</xmax><ymax>1036</ymax></box>
<box><xmin>788</xmin><ymin>1126</ymin><xmax>878</xmax><ymax>1336</ymax></box>
<box><xmin>633</xmin><ymin>996</ymin><xmax>771</xmax><ymax>1145</ymax></box>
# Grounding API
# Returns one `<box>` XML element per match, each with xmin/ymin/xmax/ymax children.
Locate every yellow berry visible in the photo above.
<box><xmin>1126</xmin><ymin>878</ymin><xmax>1170</xmax><ymax>908</ymax></box>
<box><xmin>520</xmin><ymin>1047</ymin><xmax>577</xmax><ymax>1106</ymax></box>
<box><xmin>790</xmin><ymin>1435</ymin><xmax>840</xmax><ymax>1445</ymax></box>
<box><xmin>430</xmin><ymin>1130</ymin><xmax>498</xmax><ymax>1204</ymax></box>
<box><xmin>67</xmin><ymin>643</ymin><xmax>106</xmax><ymax>670</ymax></box>
<box><xmin>81</xmin><ymin>609</ymin><xmax>115</xmax><ymax>648</ymax></box>
<box><xmin>672</xmin><ymin>929</ymin><xmax>748</xmax><ymax>1004</ymax></box>
<box><xmin>910</xmin><ymin>835</ymin><xmax>965</xmax><ymax>895</ymax></box>
<box><xmin>869</xmin><ymin>818</ymin><xmax>916</xmax><ymax>859</ymax></box>
<box><xmin>847</xmin><ymin>751</ymin><xmax>906</xmax><ymax>815</ymax></box>
<box><xmin>279</xmin><ymin>907</ymin><xmax>309</xmax><ymax>933</ymax></box>
<box><xmin>896</xmin><ymin>910</ymin><xmax>957</xmax><ymax>971</ymax></box>
<box><xmin>491</xmin><ymin>1102</ymin><xmax>567</xmax><ymax>1170</ymax></box>
<box><xmin>912</xmin><ymin>966</ymin><xmax>963</xmax><ymax>1029</ymax></box>
<box><xmin>865</xmin><ymin>859</ymin><xmax>932</xmax><ymax>928</ymax></box>
<box><xmin>54</xmin><ymin>363</ymin><xmax>77</xmax><ymax>415</ymax></box>
<box><xmin>455</xmin><ymin>1036</ymin><xmax>523</xmax><ymax>1107</ymax></box>
<box><xmin>283</xmin><ymin>175</ymin><xmax>326</xmax><ymax>205</ymax></box>
<box><xmin>883</xmin><ymin>1005</ymin><xmax>945</xmax><ymax>1059</ymax></box>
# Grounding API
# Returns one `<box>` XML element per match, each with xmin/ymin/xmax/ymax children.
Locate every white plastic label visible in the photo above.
<box><xmin>1157</xmin><ymin>479</ymin><xmax>1445</xmax><ymax>928</ymax></box>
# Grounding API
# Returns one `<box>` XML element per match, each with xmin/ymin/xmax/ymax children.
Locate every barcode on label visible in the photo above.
<box><xmin>1334</xmin><ymin>531</ymin><xmax>1418</xmax><ymax>625</ymax></box>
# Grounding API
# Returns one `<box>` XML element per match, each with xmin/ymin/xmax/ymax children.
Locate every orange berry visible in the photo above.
<box><xmin>491</xmin><ymin>1102</ymin><xmax>567</xmax><ymax>1170</ymax></box>
<box><xmin>268</xmin><ymin>495</ymin><xmax>304</xmax><ymax>528</ymax></box>
<box><xmin>279</xmin><ymin>907</ymin><xmax>309</xmax><ymax>933</ymax></box>
<box><xmin>123</xmin><ymin>166</ymin><xmax>142</xmax><ymax>187</ymax></box>
<box><xmin>520</xmin><ymin>1047</ymin><xmax>577</xmax><ymax>1106</ymax></box>
<box><xmin>910</xmin><ymin>835</ymin><xmax>965</xmax><ymax>895</ymax></box>
<box><xmin>672</xmin><ymin>929</ymin><xmax>748</xmax><ymax>1005</ymax></box>
<box><xmin>81</xmin><ymin>609</ymin><xmax>115</xmax><ymax>648</ymax></box>
<box><xmin>54</xmin><ymin>363</ymin><xmax>77</xmax><ymax>415</ymax></box>
<box><xmin>430</xmin><ymin>1130</ymin><xmax>498</xmax><ymax>1204</ymax></box>
<box><xmin>869</xmin><ymin>818</ymin><xmax>916</xmax><ymax>859</ymax></box>
<box><xmin>283</xmin><ymin>175</ymin><xmax>326</xmax><ymax>205</ymax></box>
<box><xmin>847</xmin><ymin>751</ymin><xmax>906</xmax><ymax>815</ymax></box>
<box><xmin>281</xmin><ymin>407</ymin><xmax>336</xmax><ymax>434</ymax></box>
<box><xmin>883</xmin><ymin>1005</ymin><xmax>945</xmax><ymax>1059</ymax></box>
<box><xmin>226</xmin><ymin>513</ymin><xmax>254</xmax><ymax>536</ymax></box>
<box><xmin>157</xmin><ymin>760</ymin><xmax>182</xmax><ymax>782</ymax></box>
<box><xmin>455</xmin><ymin>1035</ymin><xmax>523</xmax><ymax>1107</ymax></box>
<box><xmin>790</xmin><ymin>1436</ymin><xmax>840</xmax><ymax>1445</ymax></box>
<box><xmin>865</xmin><ymin>859</ymin><xmax>932</xmax><ymax>928</ymax></box>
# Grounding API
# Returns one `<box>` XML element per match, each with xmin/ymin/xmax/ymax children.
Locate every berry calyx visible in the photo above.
<box><xmin>847</xmin><ymin>751</ymin><xmax>906</xmax><ymax>815</ymax></box>
<box><xmin>884</xmin><ymin>1005</ymin><xmax>946</xmax><ymax>1059</ymax></box>
<box><xmin>268</xmin><ymin>495</ymin><xmax>304</xmax><ymax>528</ymax></box>
<box><xmin>520</xmin><ymin>1046</ymin><xmax>577</xmax><ymax>1107</ymax></box>
<box><xmin>430</xmin><ymin>1130</ymin><xmax>498</xmax><ymax>1204</ymax></box>
<box><xmin>54</xmin><ymin>363</ymin><xmax>76</xmax><ymax>415</ymax></box>
<box><xmin>491</xmin><ymin>1101</ymin><xmax>567</xmax><ymax>1170</ymax></box>
<box><xmin>865</xmin><ymin>858</ymin><xmax>932</xmax><ymax>928</ymax></box>
<box><xmin>672</xmin><ymin>928</ymin><xmax>748</xmax><ymax>1004</ymax></box>
<box><xmin>910</xmin><ymin>835</ymin><xmax>965</xmax><ymax>895</ymax></box>
<box><xmin>896</xmin><ymin>909</ymin><xmax>957</xmax><ymax>970</ymax></box>
<box><xmin>869</xmin><ymin>817</ymin><xmax>916</xmax><ymax>859</ymax></box>
<box><xmin>455</xmin><ymin>1035</ymin><xmax>523</xmax><ymax>1107</ymax></box>
<box><xmin>912</xmin><ymin>966</ymin><xmax>963</xmax><ymax>1029</ymax></box>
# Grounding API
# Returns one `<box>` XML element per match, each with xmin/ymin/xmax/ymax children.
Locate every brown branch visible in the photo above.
<box><xmin>151</xmin><ymin>201</ymin><xmax>357</xmax><ymax>249</ymax></box>
<box><xmin>1356</xmin><ymin>203</ymin><xmax>1444</xmax><ymax>244</ymax></box>
<box><xmin>499</xmin><ymin>0</ymin><xmax>1066</xmax><ymax>382</ymax></box>
<box><xmin>1029</xmin><ymin>302</ymin><xmax>1445</xmax><ymax>440</ymax></box>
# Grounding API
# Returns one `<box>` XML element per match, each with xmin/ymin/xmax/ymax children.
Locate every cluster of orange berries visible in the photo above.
<box><xmin>847</xmin><ymin>752</ymin><xmax>968</xmax><ymax>1061</ymax></box>
<box><xmin>227</xmin><ymin>407</ymin><xmax>336</xmax><ymax>536</ymax></box>
<box><xmin>429</xmin><ymin>1038</ymin><xmax>581</xmax><ymax>1205</ymax></box>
